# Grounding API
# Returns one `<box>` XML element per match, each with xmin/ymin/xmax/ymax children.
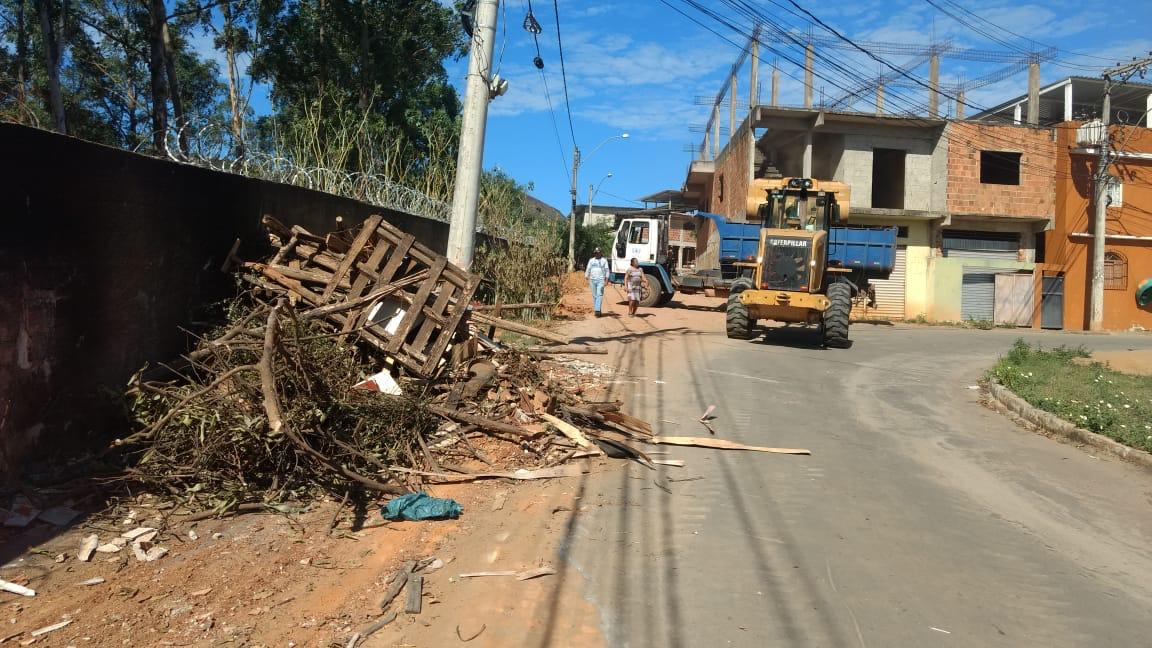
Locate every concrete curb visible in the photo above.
<box><xmin>987</xmin><ymin>382</ymin><xmax>1152</xmax><ymax>473</ymax></box>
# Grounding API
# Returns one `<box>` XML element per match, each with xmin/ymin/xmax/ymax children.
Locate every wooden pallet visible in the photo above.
<box><xmin>254</xmin><ymin>215</ymin><xmax>479</xmax><ymax>378</ymax></box>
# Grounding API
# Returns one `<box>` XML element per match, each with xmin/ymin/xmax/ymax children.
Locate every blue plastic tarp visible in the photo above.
<box><xmin>382</xmin><ymin>492</ymin><xmax>463</xmax><ymax>521</ymax></box>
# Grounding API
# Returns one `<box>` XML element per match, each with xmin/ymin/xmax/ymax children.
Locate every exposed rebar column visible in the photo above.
<box><xmin>876</xmin><ymin>82</ymin><xmax>885</xmax><ymax>115</ymax></box>
<box><xmin>928</xmin><ymin>53</ymin><xmax>940</xmax><ymax>117</ymax></box>
<box><xmin>771</xmin><ymin>65</ymin><xmax>780</xmax><ymax>107</ymax></box>
<box><xmin>729</xmin><ymin>76</ymin><xmax>737</xmax><ymax>143</ymax></box>
<box><xmin>1027</xmin><ymin>61</ymin><xmax>1040</xmax><ymax>125</ymax></box>
<box><xmin>804</xmin><ymin>42</ymin><xmax>814</xmax><ymax>108</ymax></box>
<box><xmin>750</xmin><ymin>39</ymin><xmax>759</xmax><ymax>108</ymax></box>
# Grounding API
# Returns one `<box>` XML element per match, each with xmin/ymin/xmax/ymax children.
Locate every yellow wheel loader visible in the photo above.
<box><xmin>725</xmin><ymin>177</ymin><xmax>896</xmax><ymax>348</ymax></box>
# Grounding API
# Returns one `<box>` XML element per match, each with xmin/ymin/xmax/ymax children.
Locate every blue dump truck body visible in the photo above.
<box><xmin>677</xmin><ymin>212</ymin><xmax>897</xmax><ymax>292</ymax></box>
<box><xmin>827</xmin><ymin>226</ymin><xmax>898</xmax><ymax>279</ymax></box>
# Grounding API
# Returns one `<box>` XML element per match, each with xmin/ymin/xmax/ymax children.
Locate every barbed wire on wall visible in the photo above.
<box><xmin>132</xmin><ymin>120</ymin><xmax>455</xmax><ymax>224</ymax></box>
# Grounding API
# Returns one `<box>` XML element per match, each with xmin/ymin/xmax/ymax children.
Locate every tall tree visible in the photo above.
<box><xmin>250</xmin><ymin>0</ymin><xmax>465</xmax><ymax>168</ymax></box>
<box><xmin>36</xmin><ymin>0</ymin><xmax>67</xmax><ymax>133</ymax></box>
<box><xmin>146</xmin><ymin>0</ymin><xmax>168</xmax><ymax>150</ymax></box>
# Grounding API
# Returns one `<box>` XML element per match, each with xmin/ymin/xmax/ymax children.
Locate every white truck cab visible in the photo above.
<box><xmin>610</xmin><ymin>216</ymin><xmax>675</xmax><ymax>307</ymax></box>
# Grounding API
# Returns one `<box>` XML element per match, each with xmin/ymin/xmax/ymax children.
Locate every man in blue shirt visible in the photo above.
<box><xmin>585</xmin><ymin>248</ymin><xmax>610</xmax><ymax>318</ymax></box>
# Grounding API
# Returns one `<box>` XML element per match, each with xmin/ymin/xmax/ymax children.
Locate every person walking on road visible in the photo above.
<box><xmin>585</xmin><ymin>248</ymin><xmax>610</xmax><ymax>318</ymax></box>
<box><xmin>625</xmin><ymin>258</ymin><xmax>645</xmax><ymax>317</ymax></box>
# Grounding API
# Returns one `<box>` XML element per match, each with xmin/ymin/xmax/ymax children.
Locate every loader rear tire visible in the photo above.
<box><xmin>726</xmin><ymin>279</ymin><xmax>754</xmax><ymax>340</ymax></box>
<box><xmin>823</xmin><ymin>282</ymin><xmax>852</xmax><ymax>348</ymax></box>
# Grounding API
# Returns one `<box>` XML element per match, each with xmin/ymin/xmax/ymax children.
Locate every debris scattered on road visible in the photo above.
<box><xmin>30</xmin><ymin>619</ymin><xmax>72</xmax><ymax>637</ymax></box>
<box><xmin>382</xmin><ymin>493</ymin><xmax>463</xmax><ymax>521</ymax></box>
<box><xmin>930</xmin><ymin>627</ymin><xmax>952</xmax><ymax>634</ymax></box>
<box><xmin>405</xmin><ymin>574</ymin><xmax>423</xmax><ymax>614</ymax></box>
<box><xmin>700</xmin><ymin>405</ymin><xmax>716</xmax><ymax>421</ymax></box>
<box><xmin>457</xmin><ymin>623</ymin><xmax>487</xmax><ymax>642</ymax></box>
<box><xmin>78</xmin><ymin>578</ymin><xmax>105</xmax><ymax>587</ymax></box>
<box><xmin>458</xmin><ymin>566</ymin><xmax>556</xmax><ymax>580</ymax></box>
<box><xmin>649</xmin><ymin>436</ymin><xmax>811</xmax><ymax>455</ymax></box>
<box><xmin>0</xmin><ymin>579</ymin><xmax>35</xmax><ymax>597</ymax></box>
<box><xmin>77</xmin><ymin>534</ymin><xmax>99</xmax><ymax>562</ymax></box>
<box><xmin>1</xmin><ymin>495</ymin><xmax>39</xmax><ymax>528</ymax></box>
<box><xmin>37</xmin><ymin>506</ymin><xmax>81</xmax><ymax>527</ymax></box>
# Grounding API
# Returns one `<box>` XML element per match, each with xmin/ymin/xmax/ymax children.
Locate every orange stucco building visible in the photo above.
<box><xmin>1044</xmin><ymin>123</ymin><xmax>1152</xmax><ymax>331</ymax></box>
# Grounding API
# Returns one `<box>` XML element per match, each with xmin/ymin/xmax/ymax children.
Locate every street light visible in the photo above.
<box><xmin>587</xmin><ymin>172</ymin><xmax>614</xmax><ymax>227</ymax></box>
<box><xmin>569</xmin><ymin>133</ymin><xmax>628</xmax><ymax>271</ymax></box>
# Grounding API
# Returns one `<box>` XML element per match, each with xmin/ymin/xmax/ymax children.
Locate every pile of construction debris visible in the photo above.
<box><xmin>111</xmin><ymin>214</ymin><xmax>810</xmax><ymax>520</ymax></box>
<box><xmin>111</xmin><ymin>216</ymin><xmax>622</xmax><ymax>515</ymax></box>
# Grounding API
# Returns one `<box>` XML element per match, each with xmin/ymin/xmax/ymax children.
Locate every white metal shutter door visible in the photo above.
<box><xmin>943</xmin><ymin>231</ymin><xmax>1020</xmax><ymax>260</ymax></box>
<box><xmin>850</xmin><ymin>246</ymin><xmax>906</xmax><ymax>320</ymax></box>
<box><xmin>871</xmin><ymin>246</ymin><xmax>906</xmax><ymax>319</ymax></box>
<box><xmin>962</xmin><ymin>269</ymin><xmax>996</xmax><ymax>321</ymax></box>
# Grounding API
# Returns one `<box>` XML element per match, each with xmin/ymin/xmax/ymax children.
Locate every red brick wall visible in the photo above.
<box><xmin>946</xmin><ymin>122</ymin><xmax>1057</xmax><ymax>218</ymax></box>
<box><xmin>709</xmin><ymin>122</ymin><xmax>753</xmax><ymax>222</ymax></box>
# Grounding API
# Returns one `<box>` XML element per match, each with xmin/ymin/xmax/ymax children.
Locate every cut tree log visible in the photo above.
<box><xmin>648</xmin><ymin>436</ymin><xmax>810</xmax><ymax>455</ymax></box>
<box><xmin>470</xmin><ymin>312</ymin><xmax>570</xmax><ymax>345</ymax></box>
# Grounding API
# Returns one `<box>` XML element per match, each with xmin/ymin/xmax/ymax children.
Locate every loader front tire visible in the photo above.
<box><xmin>726</xmin><ymin>279</ymin><xmax>754</xmax><ymax>340</ymax></box>
<box><xmin>823</xmin><ymin>282</ymin><xmax>852</xmax><ymax>348</ymax></box>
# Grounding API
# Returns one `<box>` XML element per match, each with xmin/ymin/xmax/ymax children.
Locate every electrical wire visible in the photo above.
<box><xmin>662</xmin><ymin>0</ymin><xmax>1141</xmax><ymax>186</ymax></box>
<box><xmin>551</xmin><ymin>0</ymin><xmax>578</xmax><ymax>149</ymax></box>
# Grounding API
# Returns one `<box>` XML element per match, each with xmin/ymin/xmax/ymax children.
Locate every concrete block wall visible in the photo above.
<box><xmin>946</xmin><ymin>122</ymin><xmax>1056</xmax><ymax>219</ymax></box>
<box><xmin>836</xmin><ymin>134</ymin><xmax>939</xmax><ymax>212</ymax></box>
<box><xmin>0</xmin><ymin>124</ymin><xmax>455</xmax><ymax>480</ymax></box>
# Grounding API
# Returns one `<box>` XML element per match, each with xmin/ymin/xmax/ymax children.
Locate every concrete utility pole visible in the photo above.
<box><xmin>447</xmin><ymin>0</ymin><xmax>499</xmax><ymax>270</ymax></box>
<box><xmin>568</xmin><ymin>135</ymin><xmax>627</xmax><ymax>272</ymax></box>
<box><xmin>1090</xmin><ymin>54</ymin><xmax>1152</xmax><ymax>330</ymax></box>
<box><xmin>568</xmin><ymin>146</ymin><xmax>581</xmax><ymax>272</ymax></box>
<box><xmin>804</xmin><ymin>42</ymin><xmax>814</xmax><ymax>108</ymax></box>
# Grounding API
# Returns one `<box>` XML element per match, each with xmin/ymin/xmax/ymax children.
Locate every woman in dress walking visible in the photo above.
<box><xmin>625</xmin><ymin>258</ymin><xmax>645</xmax><ymax>317</ymax></box>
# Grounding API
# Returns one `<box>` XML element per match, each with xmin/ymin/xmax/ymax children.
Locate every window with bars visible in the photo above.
<box><xmin>1104</xmin><ymin>251</ymin><xmax>1127</xmax><ymax>290</ymax></box>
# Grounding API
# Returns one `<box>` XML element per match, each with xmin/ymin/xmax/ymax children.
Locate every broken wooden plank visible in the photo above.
<box><xmin>420</xmin><ymin>277</ymin><xmax>479</xmax><ymax>376</ymax></box>
<box><xmin>386</xmin><ymin>257</ymin><xmax>447</xmax><ymax>354</ymax></box>
<box><xmin>458</xmin><ymin>566</ymin><xmax>556</xmax><ymax>580</ymax></box>
<box><xmin>77</xmin><ymin>534</ymin><xmax>99</xmax><ymax>562</ymax></box>
<box><xmin>30</xmin><ymin>620</ymin><xmax>71</xmax><ymax>637</ymax></box>
<box><xmin>405</xmin><ymin>574</ymin><xmax>423</xmax><ymax>614</ymax></box>
<box><xmin>428</xmin><ymin>406</ymin><xmax>538</xmax><ymax>438</ymax></box>
<box><xmin>472</xmin><ymin>302</ymin><xmax>553</xmax><ymax>311</ymax></box>
<box><xmin>601</xmin><ymin>410</ymin><xmax>653</xmax><ymax>436</ymax></box>
<box><xmin>322</xmin><ymin>215</ymin><xmax>383</xmax><ymax>301</ymax></box>
<box><xmin>540</xmin><ymin>413</ymin><xmax>595</xmax><ymax>449</ymax></box>
<box><xmin>469</xmin><ymin>312</ymin><xmax>570</xmax><ymax>345</ymax></box>
<box><xmin>523</xmin><ymin>345</ymin><xmax>607</xmax><ymax>355</ymax></box>
<box><xmin>389</xmin><ymin>464</ymin><xmax>585</xmax><ymax>482</ymax></box>
<box><xmin>648</xmin><ymin>436</ymin><xmax>810</xmax><ymax>455</ymax></box>
<box><xmin>0</xmin><ymin>579</ymin><xmax>34</xmax><ymax>597</ymax></box>
<box><xmin>378</xmin><ymin>561</ymin><xmax>415</xmax><ymax>610</ymax></box>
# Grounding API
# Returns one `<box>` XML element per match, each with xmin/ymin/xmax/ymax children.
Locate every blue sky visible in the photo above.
<box><xmin>452</xmin><ymin>0</ymin><xmax>1152</xmax><ymax>213</ymax></box>
<box><xmin>191</xmin><ymin>0</ymin><xmax>1152</xmax><ymax>214</ymax></box>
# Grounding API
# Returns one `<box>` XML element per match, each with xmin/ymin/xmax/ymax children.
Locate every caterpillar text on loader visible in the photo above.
<box><xmin>726</xmin><ymin>177</ymin><xmax>896</xmax><ymax>348</ymax></box>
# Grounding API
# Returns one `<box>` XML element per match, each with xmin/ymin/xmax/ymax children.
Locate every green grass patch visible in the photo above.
<box><xmin>989</xmin><ymin>340</ymin><xmax>1152</xmax><ymax>452</ymax></box>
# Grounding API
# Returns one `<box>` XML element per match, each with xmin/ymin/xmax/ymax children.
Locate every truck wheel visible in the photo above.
<box><xmin>726</xmin><ymin>279</ymin><xmax>755</xmax><ymax>339</ymax></box>
<box><xmin>823</xmin><ymin>282</ymin><xmax>852</xmax><ymax>348</ymax></box>
<box><xmin>638</xmin><ymin>273</ymin><xmax>662</xmax><ymax>308</ymax></box>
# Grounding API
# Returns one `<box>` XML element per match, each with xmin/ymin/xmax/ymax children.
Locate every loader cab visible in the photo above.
<box><xmin>758</xmin><ymin>178</ymin><xmax>842</xmax><ymax>233</ymax></box>
<box><xmin>754</xmin><ymin>178</ymin><xmax>843</xmax><ymax>293</ymax></box>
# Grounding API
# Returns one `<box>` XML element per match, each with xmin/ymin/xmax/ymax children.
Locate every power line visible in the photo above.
<box><xmin>662</xmin><ymin>0</ymin><xmax>1124</xmax><ymax>185</ymax></box>
<box><xmin>551</xmin><ymin>0</ymin><xmax>578</xmax><ymax>149</ymax></box>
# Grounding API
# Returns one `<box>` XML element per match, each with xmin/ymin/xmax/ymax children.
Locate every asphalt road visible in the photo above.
<box><xmin>556</xmin><ymin>300</ymin><xmax>1152</xmax><ymax>648</ymax></box>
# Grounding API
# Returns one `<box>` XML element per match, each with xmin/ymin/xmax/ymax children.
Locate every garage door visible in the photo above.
<box><xmin>852</xmin><ymin>246</ymin><xmax>906</xmax><ymax>320</ymax></box>
<box><xmin>962</xmin><ymin>269</ymin><xmax>996</xmax><ymax>321</ymax></box>
<box><xmin>944</xmin><ymin>230</ymin><xmax>1020</xmax><ymax>260</ymax></box>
